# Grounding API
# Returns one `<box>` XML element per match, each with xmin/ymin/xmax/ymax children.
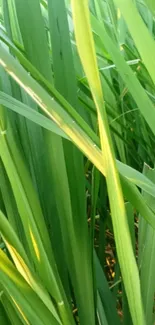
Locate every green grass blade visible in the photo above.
<box><xmin>90</xmin><ymin>13</ymin><xmax>155</xmax><ymax>137</ymax></box>
<box><xmin>94</xmin><ymin>252</ymin><xmax>121</xmax><ymax>325</ymax></box>
<box><xmin>0</xmin><ymin>249</ymin><xmax>61</xmax><ymax>325</ymax></box>
<box><xmin>0</xmin><ymin>210</ymin><xmax>63</xmax><ymax>323</ymax></box>
<box><xmin>139</xmin><ymin>165</ymin><xmax>155</xmax><ymax>325</ymax></box>
<box><xmin>0</xmin><ymin>127</ymin><xmax>75</xmax><ymax>324</ymax></box>
<box><xmin>48</xmin><ymin>1</ymin><xmax>95</xmax><ymax>323</ymax></box>
<box><xmin>0</xmin><ymin>301</ymin><xmax>11</xmax><ymax>325</ymax></box>
<box><xmin>114</xmin><ymin>0</ymin><xmax>155</xmax><ymax>85</ymax></box>
<box><xmin>0</xmin><ymin>91</ymin><xmax>69</xmax><ymax>139</ymax></box>
<box><xmin>144</xmin><ymin>0</ymin><xmax>155</xmax><ymax>15</ymax></box>
<box><xmin>1</xmin><ymin>41</ymin><xmax>155</xmax><ymax>237</ymax></box>
<box><xmin>1</xmin><ymin>293</ymin><xmax>29</xmax><ymax>325</ymax></box>
<box><xmin>70</xmin><ymin>1</ymin><xmax>145</xmax><ymax>324</ymax></box>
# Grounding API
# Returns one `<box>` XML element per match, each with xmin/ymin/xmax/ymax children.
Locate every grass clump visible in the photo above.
<box><xmin>0</xmin><ymin>1</ymin><xmax>155</xmax><ymax>324</ymax></box>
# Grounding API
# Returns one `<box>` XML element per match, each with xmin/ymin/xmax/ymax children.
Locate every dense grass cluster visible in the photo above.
<box><xmin>0</xmin><ymin>0</ymin><xmax>155</xmax><ymax>324</ymax></box>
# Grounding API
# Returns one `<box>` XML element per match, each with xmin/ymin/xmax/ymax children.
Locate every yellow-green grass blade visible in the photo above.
<box><xmin>0</xmin><ymin>249</ymin><xmax>61</xmax><ymax>325</ymax></box>
<box><xmin>1</xmin><ymin>294</ymin><xmax>26</xmax><ymax>325</ymax></box>
<box><xmin>90</xmin><ymin>13</ymin><xmax>155</xmax><ymax>137</ymax></box>
<box><xmin>1</xmin><ymin>3</ymin><xmax>155</xmax><ymax>324</ymax></box>
<box><xmin>13</xmin><ymin>1</ymin><xmax>95</xmax><ymax>319</ymax></box>
<box><xmin>3</xmin><ymin>1</ymin><xmax>96</xmax><ymax>321</ymax></box>
<box><xmin>1</xmin><ymin>76</ymin><xmax>155</xmax><ymax>244</ymax></box>
<box><xmin>0</xmin><ymin>128</ymin><xmax>75</xmax><ymax>324</ymax></box>
<box><xmin>5</xmin><ymin>0</ymin><xmax>70</xmax><ymax>298</ymax></box>
<box><xmin>1</xmin><ymin>96</ymin><xmax>155</xmax><ymax>238</ymax></box>
<box><xmin>1</xmin><ymin>8</ymin><xmax>155</xmax><ymax>215</ymax></box>
<box><xmin>3</xmin><ymin>0</ymin><xmax>52</xmax><ymax>250</ymax></box>
<box><xmin>1</xmin><ymin>41</ymin><xmax>155</xmax><ymax>235</ymax></box>
<box><xmin>5</xmin><ymin>0</ymin><xmax>56</xmax><ymax>241</ymax></box>
<box><xmin>0</xmin><ymin>210</ymin><xmax>63</xmax><ymax>323</ymax></box>
<box><xmin>1</xmin><ymin>49</ymin><xmax>155</xmax><ymax>201</ymax></box>
<box><xmin>0</xmin><ymin>44</ymin><xmax>104</xmax><ymax>176</ymax></box>
<box><xmin>0</xmin><ymin>132</ymin><xmax>58</xmax><ymax>288</ymax></box>
<box><xmin>0</xmin><ymin>91</ymin><xmax>69</xmax><ymax>139</ymax></box>
<box><xmin>0</xmin><ymin>27</ymin><xmax>99</xmax><ymax>147</ymax></box>
<box><xmin>1</xmin><ymin>42</ymin><xmax>148</xmax><ymax>192</ymax></box>
<box><xmin>70</xmin><ymin>1</ymin><xmax>145</xmax><ymax>325</ymax></box>
<box><xmin>1</xmin><ymin>23</ymin><xmax>151</xmax><ymax>171</ymax></box>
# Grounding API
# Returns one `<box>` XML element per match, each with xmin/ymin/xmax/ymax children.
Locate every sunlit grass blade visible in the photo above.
<box><xmin>70</xmin><ymin>1</ymin><xmax>145</xmax><ymax>324</ymax></box>
<box><xmin>1</xmin><ymin>36</ymin><xmax>155</xmax><ymax>240</ymax></box>
<box><xmin>0</xmin><ymin>249</ymin><xmax>61</xmax><ymax>325</ymax></box>
<box><xmin>90</xmin><ymin>13</ymin><xmax>155</xmax><ymax>137</ymax></box>
<box><xmin>0</xmin><ymin>91</ymin><xmax>69</xmax><ymax>139</ymax></box>
<box><xmin>0</xmin><ymin>210</ymin><xmax>63</xmax><ymax>322</ymax></box>
<box><xmin>0</xmin><ymin>125</ymin><xmax>75</xmax><ymax>324</ymax></box>
<box><xmin>1</xmin><ymin>294</ymin><xmax>24</xmax><ymax>325</ymax></box>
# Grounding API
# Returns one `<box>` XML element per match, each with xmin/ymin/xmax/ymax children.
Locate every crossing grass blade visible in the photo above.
<box><xmin>0</xmin><ymin>249</ymin><xmax>61</xmax><ymax>325</ymax></box>
<box><xmin>70</xmin><ymin>1</ymin><xmax>145</xmax><ymax>324</ymax></box>
<box><xmin>0</xmin><ymin>40</ymin><xmax>155</xmax><ymax>200</ymax></box>
<box><xmin>90</xmin><ymin>13</ymin><xmax>155</xmax><ymax>137</ymax></box>
<box><xmin>1</xmin><ymin>24</ymin><xmax>155</xmax><ymax>239</ymax></box>
<box><xmin>1</xmin><ymin>295</ymin><xmax>25</xmax><ymax>325</ymax></box>
<box><xmin>0</xmin><ymin>91</ymin><xmax>69</xmax><ymax>139</ymax></box>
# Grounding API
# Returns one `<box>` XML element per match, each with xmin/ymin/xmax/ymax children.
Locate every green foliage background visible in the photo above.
<box><xmin>0</xmin><ymin>1</ymin><xmax>155</xmax><ymax>324</ymax></box>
